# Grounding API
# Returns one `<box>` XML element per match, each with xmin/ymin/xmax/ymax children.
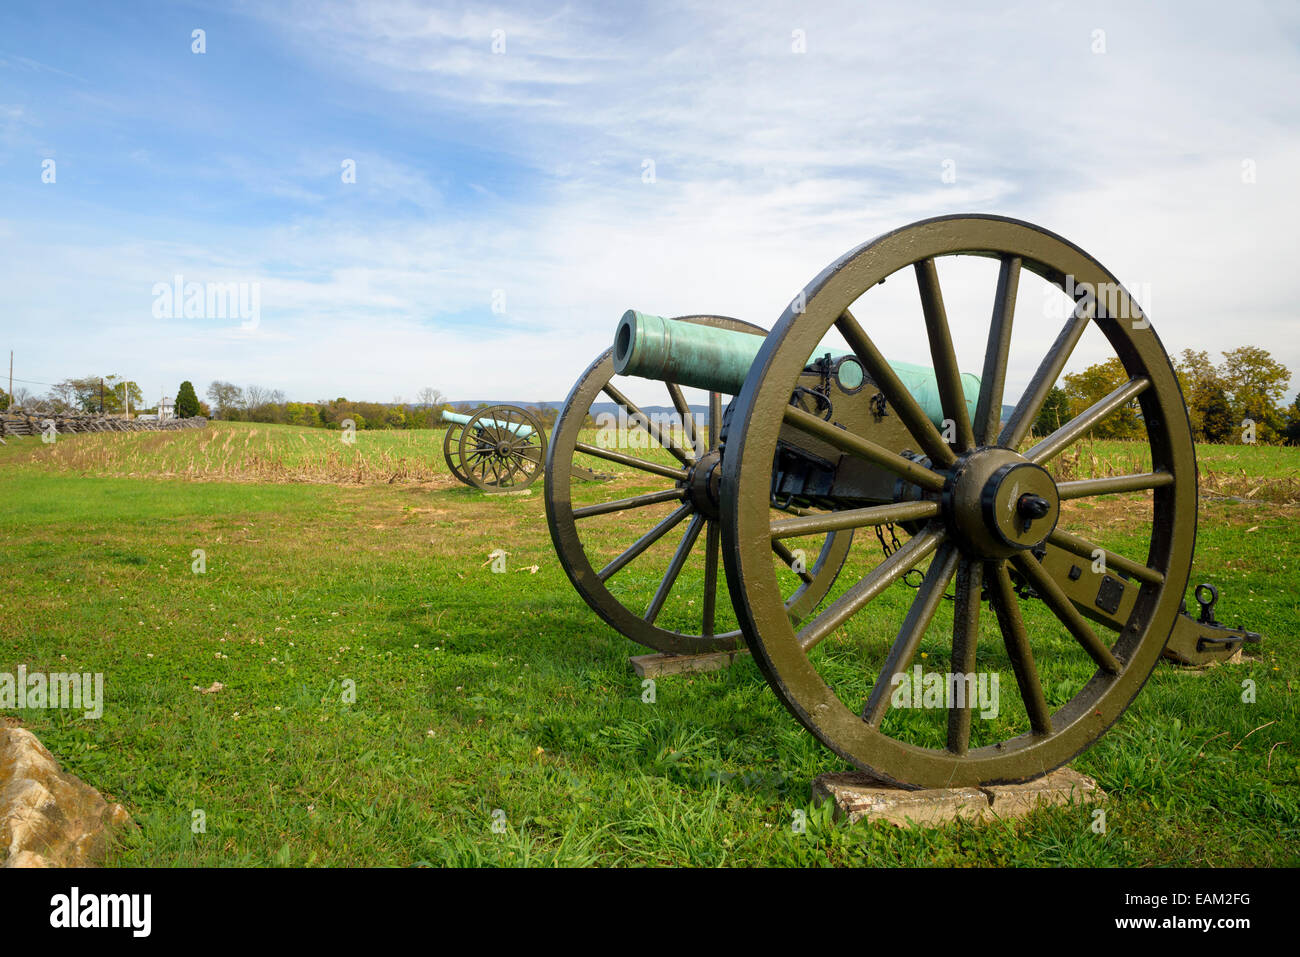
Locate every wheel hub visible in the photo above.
<box><xmin>685</xmin><ymin>448</ymin><xmax>722</xmax><ymax>519</ymax></box>
<box><xmin>944</xmin><ymin>448</ymin><xmax>1060</xmax><ymax>558</ymax></box>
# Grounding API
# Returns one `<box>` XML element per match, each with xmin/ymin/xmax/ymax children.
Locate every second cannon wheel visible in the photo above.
<box><xmin>545</xmin><ymin>315</ymin><xmax>853</xmax><ymax>657</ymax></box>
<box><xmin>458</xmin><ymin>404</ymin><xmax>548</xmax><ymax>492</ymax></box>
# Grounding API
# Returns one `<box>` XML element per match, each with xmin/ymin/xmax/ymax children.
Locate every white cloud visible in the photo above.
<box><xmin>5</xmin><ymin>0</ymin><xmax>1298</xmax><ymax>408</ymax></box>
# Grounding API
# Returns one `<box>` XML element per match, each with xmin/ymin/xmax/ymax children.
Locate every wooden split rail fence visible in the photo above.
<box><xmin>0</xmin><ymin>411</ymin><xmax>209</xmax><ymax>440</ymax></box>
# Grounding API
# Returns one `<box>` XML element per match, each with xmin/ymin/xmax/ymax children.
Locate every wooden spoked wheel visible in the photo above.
<box><xmin>545</xmin><ymin>315</ymin><xmax>853</xmax><ymax>656</ymax></box>
<box><xmin>442</xmin><ymin>421</ymin><xmax>473</xmax><ymax>486</ymax></box>
<box><xmin>721</xmin><ymin>215</ymin><xmax>1197</xmax><ymax>787</ymax></box>
<box><xmin>458</xmin><ymin>404</ymin><xmax>548</xmax><ymax>492</ymax></box>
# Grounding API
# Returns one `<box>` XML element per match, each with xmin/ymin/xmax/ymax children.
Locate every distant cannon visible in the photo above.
<box><xmin>440</xmin><ymin>404</ymin><xmax>609</xmax><ymax>491</ymax></box>
<box><xmin>441</xmin><ymin>405</ymin><xmax>548</xmax><ymax>491</ymax></box>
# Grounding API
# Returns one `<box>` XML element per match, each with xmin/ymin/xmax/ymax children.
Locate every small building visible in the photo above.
<box><xmin>159</xmin><ymin>396</ymin><xmax>175</xmax><ymax>420</ymax></box>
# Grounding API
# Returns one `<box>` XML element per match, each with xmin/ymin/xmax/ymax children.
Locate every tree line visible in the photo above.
<box><xmin>3</xmin><ymin>345</ymin><xmax>1293</xmax><ymax>444</ymax></box>
<box><xmin>0</xmin><ymin>375</ymin><xmax>205</xmax><ymax>417</ymax></box>
<box><xmin>1033</xmin><ymin>345</ymin><xmax>1297</xmax><ymax>444</ymax></box>
<box><xmin>203</xmin><ymin>381</ymin><xmax>447</xmax><ymax>430</ymax></box>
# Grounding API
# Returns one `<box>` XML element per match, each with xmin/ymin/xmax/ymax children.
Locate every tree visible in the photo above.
<box><xmin>113</xmin><ymin>378</ymin><xmax>144</xmax><ymax>413</ymax></box>
<box><xmin>1217</xmin><ymin>346</ymin><xmax>1291</xmax><ymax>443</ymax></box>
<box><xmin>175</xmin><ymin>381</ymin><xmax>200</xmax><ymax>418</ymax></box>
<box><xmin>1284</xmin><ymin>393</ymin><xmax>1300</xmax><ymax>446</ymax></box>
<box><xmin>0</xmin><ymin>388</ymin><xmax>8</xmax><ymax>412</ymax></box>
<box><xmin>244</xmin><ymin>384</ymin><xmax>270</xmax><ymax>410</ymax></box>
<box><xmin>1062</xmin><ymin>358</ymin><xmax>1142</xmax><ymax>439</ymax></box>
<box><xmin>1031</xmin><ymin>386</ymin><xmax>1072</xmax><ymax>438</ymax></box>
<box><xmin>286</xmin><ymin>402</ymin><xmax>321</xmax><ymax>427</ymax></box>
<box><xmin>1199</xmin><ymin>383</ymin><xmax>1235</xmax><ymax>443</ymax></box>
<box><xmin>55</xmin><ymin>375</ymin><xmax>141</xmax><ymax>414</ymax></box>
<box><xmin>206</xmin><ymin>380</ymin><xmax>244</xmax><ymax>420</ymax></box>
<box><xmin>416</xmin><ymin>387</ymin><xmax>444</xmax><ymax>409</ymax></box>
<box><xmin>1174</xmin><ymin>348</ymin><xmax>1219</xmax><ymax>439</ymax></box>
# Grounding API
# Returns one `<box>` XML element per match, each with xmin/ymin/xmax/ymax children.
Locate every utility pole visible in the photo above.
<box><xmin>99</xmin><ymin>378</ymin><xmax>104</xmax><ymax>414</ymax></box>
<box><xmin>7</xmin><ymin>351</ymin><xmax>11</xmax><ymax>408</ymax></box>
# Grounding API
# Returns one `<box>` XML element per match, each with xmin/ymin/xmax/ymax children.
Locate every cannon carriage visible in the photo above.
<box><xmin>441</xmin><ymin>405</ymin><xmax>549</xmax><ymax>491</ymax></box>
<box><xmin>441</xmin><ymin>404</ymin><xmax>606</xmax><ymax>491</ymax></box>
<box><xmin>544</xmin><ymin>214</ymin><xmax>1261</xmax><ymax>789</ymax></box>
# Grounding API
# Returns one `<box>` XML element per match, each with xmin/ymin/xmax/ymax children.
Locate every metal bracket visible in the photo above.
<box><xmin>1162</xmin><ymin>582</ymin><xmax>1263</xmax><ymax>666</ymax></box>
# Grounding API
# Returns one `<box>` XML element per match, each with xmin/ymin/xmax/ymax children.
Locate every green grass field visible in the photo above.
<box><xmin>1</xmin><ymin>422</ymin><xmax>1297</xmax><ymax>866</ymax></box>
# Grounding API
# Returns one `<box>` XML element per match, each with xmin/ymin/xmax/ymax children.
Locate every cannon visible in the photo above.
<box><xmin>545</xmin><ymin>214</ymin><xmax>1261</xmax><ymax>789</ymax></box>
<box><xmin>442</xmin><ymin>404</ymin><xmax>606</xmax><ymax>491</ymax></box>
<box><xmin>442</xmin><ymin>405</ymin><xmax>548</xmax><ymax>491</ymax></box>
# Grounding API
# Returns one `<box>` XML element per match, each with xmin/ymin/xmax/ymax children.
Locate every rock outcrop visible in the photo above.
<box><xmin>0</xmin><ymin>726</ymin><xmax>132</xmax><ymax>868</ymax></box>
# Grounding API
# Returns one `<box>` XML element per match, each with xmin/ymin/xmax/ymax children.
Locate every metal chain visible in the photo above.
<box><xmin>875</xmin><ymin>520</ymin><xmax>950</xmax><ymax>594</ymax></box>
<box><xmin>874</xmin><ymin>524</ymin><xmax>892</xmax><ymax>556</ymax></box>
<box><xmin>875</xmin><ymin>523</ymin><xmax>926</xmax><ymax>589</ymax></box>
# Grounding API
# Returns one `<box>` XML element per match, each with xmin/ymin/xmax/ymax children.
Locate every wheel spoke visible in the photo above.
<box><xmin>602</xmin><ymin>382</ymin><xmax>693</xmax><ymax>466</ymax></box>
<box><xmin>1046</xmin><ymin>530</ymin><xmax>1164</xmax><ymax>586</ymax></box>
<box><xmin>1026</xmin><ymin>377</ymin><xmax>1150</xmax><ymax>465</ymax></box>
<box><xmin>645</xmin><ymin>514</ymin><xmax>705</xmax><ymax>624</ymax></box>
<box><xmin>499</xmin><ymin>455</ymin><xmax>521</xmax><ymax>484</ymax></box>
<box><xmin>666</xmin><ymin>382</ymin><xmax>699</xmax><ymax>456</ymax></box>
<box><xmin>572</xmin><ymin>487</ymin><xmax>684</xmax><ymax>520</ymax></box>
<box><xmin>769</xmin><ymin>500</ymin><xmax>939</xmax><ymax>541</ymax></box>
<box><xmin>782</xmin><ymin>404</ymin><xmax>946</xmax><ymax>492</ymax></box>
<box><xmin>986</xmin><ymin>560</ymin><xmax>1052</xmax><ymax>735</ymax></box>
<box><xmin>708</xmin><ymin>392</ymin><xmax>721</xmax><ymax>448</ymax></box>
<box><xmin>973</xmin><ymin>255</ymin><xmax>1020</xmax><ymax>446</ymax></box>
<box><xmin>946</xmin><ymin>559</ymin><xmax>982</xmax><ymax>755</ymax></box>
<box><xmin>575</xmin><ymin>442</ymin><xmax>688</xmax><ymax>482</ymax></box>
<box><xmin>771</xmin><ymin>538</ymin><xmax>815</xmax><ymax>585</ymax></box>
<box><xmin>1056</xmin><ymin>471</ymin><xmax>1172</xmax><ymax>500</ymax></box>
<box><xmin>914</xmin><ymin>259</ymin><xmax>975</xmax><ymax>452</ymax></box>
<box><xmin>702</xmin><ymin>521</ymin><xmax>720</xmax><ymax>636</ymax></box>
<box><xmin>999</xmin><ymin>294</ymin><xmax>1095</xmax><ymax>450</ymax></box>
<box><xmin>836</xmin><ymin>309</ymin><xmax>955</xmax><ymax>467</ymax></box>
<box><xmin>862</xmin><ymin>543</ymin><xmax>960</xmax><ymax>727</ymax></box>
<box><xmin>597</xmin><ymin>503</ymin><xmax>693</xmax><ymax>582</ymax></box>
<box><xmin>1010</xmin><ymin>552</ymin><xmax>1121</xmax><ymax>674</ymax></box>
<box><xmin>796</xmin><ymin>525</ymin><xmax>945</xmax><ymax>651</ymax></box>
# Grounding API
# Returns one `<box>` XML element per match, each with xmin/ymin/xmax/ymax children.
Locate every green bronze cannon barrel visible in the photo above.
<box><xmin>612</xmin><ymin>310</ymin><xmax>978</xmax><ymax>427</ymax></box>
<box><xmin>440</xmin><ymin>408</ymin><xmax>535</xmax><ymax>437</ymax></box>
<box><xmin>614</xmin><ymin>310</ymin><xmax>760</xmax><ymax>396</ymax></box>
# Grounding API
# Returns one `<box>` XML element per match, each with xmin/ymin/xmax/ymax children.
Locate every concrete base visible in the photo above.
<box><xmin>812</xmin><ymin>766</ymin><xmax>1103</xmax><ymax>828</ymax></box>
<box><xmin>629</xmin><ymin>648</ymin><xmax>749</xmax><ymax>678</ymax></box>
<box><xmin>486</xmin><ymin>488</ymin><xmax>533</xmax><ymax>496</ymax></box>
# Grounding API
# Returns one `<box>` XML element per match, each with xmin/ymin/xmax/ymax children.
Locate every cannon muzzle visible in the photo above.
<box><xmin>612</xmin><ymin>310</ymin><xmax>978</xmax><ymax>427</ymax></box>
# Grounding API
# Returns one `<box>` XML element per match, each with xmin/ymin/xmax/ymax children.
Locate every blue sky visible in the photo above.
<box><xmin>2</xmin><ymin>0</ymin><xmax>1298</xmax><ymax>407</ymax></box>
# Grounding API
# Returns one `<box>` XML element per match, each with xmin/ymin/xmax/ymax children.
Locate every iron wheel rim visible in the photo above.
<box><xmin>721</xmin><ymin>214</ymin><xmax>1197</xmax><ymax>787</ymax></box>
